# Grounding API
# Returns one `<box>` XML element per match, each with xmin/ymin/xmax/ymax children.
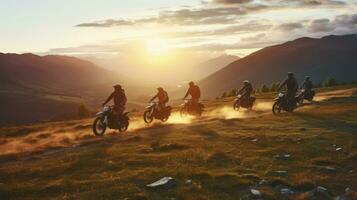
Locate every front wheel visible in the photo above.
<box><xmin>143</xmin><ymin>110</ymin><xmax>154</xmax><ymax>124</ymax></box>
<box><xmin>180</xmin><ymin>107</ymin><xmax>187</xmax><ymax>117</ymax></box>
<box><xmin>233</xmin><ymin>100</ymin><xmax>240</xmax><ymax>111</ymax></box>
<box><xmin>93</xmin><ymin>117</ymin><xmax>107</xmax><ymax>136</ymax></box>
<box><xmin>272</xmin><ymin>102</ymin><xmax>282</xmax><ymax>114</ymax></box>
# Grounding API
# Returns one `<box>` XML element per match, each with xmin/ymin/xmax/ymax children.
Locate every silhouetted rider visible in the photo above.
<box><xmin>150</xmin><ymin>87</ymin><xmax>169</xmax><ymax>110</ymax></box>
<box><xmin>238</xmin><ymin>80</ymin><xmax>253</xmax><ymax>101</ymax></box>
<box><xmin>184</xmin><ymin>81</ymin><xmax>201</xmax><ymax>105</ymax></box>
<box><xmin>103</xmin><ymin>84</ymin><xmax>127</xmax><ymax>115</ymax></box>
<box><xmin>278</xmin><ymin>72</ymin><xmax>298</xmax><ymax>104</ymax></box>
<box><xmin>300</xmin><ymin>76</ymin><xmax>313</xmax><ymax>92</ymax></box>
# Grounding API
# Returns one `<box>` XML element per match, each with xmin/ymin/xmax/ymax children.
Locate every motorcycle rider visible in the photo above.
<box><xmin>300</xmin><ymin>76</ymin><xmax>313</xmax><ymax>95</ymax></box>
<box><xmin>102</xmin><ymin>84</ymin><xmax>127</xmax><ymax>116</ymax></box>
<box><xmin>150</xmin><ymin>87</ymin><xmax>169</xmax><ymax>111</ymax></box>
<box><xmin>184</xmin><ymin>81</ymin><xmax>201</xmax><ymax>106</ymax></box>
<box><xmin>237</xmin><ymin>80</ymin><xmax>253</xmax><ymax>103</ymax></box>
<box><xmin>278</xmin><ymin>72</ymin><xmax>298</xmax><ymax>106</ymax></box>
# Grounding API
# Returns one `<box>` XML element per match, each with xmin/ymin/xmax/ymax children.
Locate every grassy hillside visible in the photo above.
<box><xmin>0</xmin><ymin>87</ymin><xmax>356</xmax><ymax>199</ymax></box>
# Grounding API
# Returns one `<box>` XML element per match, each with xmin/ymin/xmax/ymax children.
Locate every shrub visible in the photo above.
<box><xmin>323</xmin><ymin>77</ymin><xmax>338</xmax><ymax>87</ymax></box>
<box><xmin>261</xmin><ymin>84</ymin><xmax>270</xmax><ymax>93</ymax></box>
<box><xmin>78</xmin><ymin>104</ymin><xmax>90</xmax><ymax>119</ymax></box>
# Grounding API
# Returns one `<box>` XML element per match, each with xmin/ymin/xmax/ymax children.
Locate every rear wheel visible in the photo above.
<box><xmin>233</xmin><ymin>100</ymin><xmax>240</xmax><ymax>111</ymax></box>
<box><xmin>119</xmin><ymin>122</ymin><xmax>129</xmax><ymax>132</ymax></box>
<box><xmin>143</xmin><ymin>110</ymin><xmax>154</xmax><ymax>124</ymax></box>
<box><xmin>93</xmin><ymin>117</ymin><xmax>106</xmax><ymax>136</ymax></box>
<box><xmin>272</xmin><ymin>102</ymin><xmax>282</xmax><ymax>114</ymax></box>
<box><xmin>180</xmin><ymin>107</ymin><xmax>187</xmax><ymax>117</ymax></box>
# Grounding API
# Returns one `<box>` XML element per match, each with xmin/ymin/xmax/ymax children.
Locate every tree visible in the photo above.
<box><xmin>78</xmin><ymin>104</ymin><xmax>90</xmax><ymax>119</ymax></box>
<box><xmin>270</xmin><ymin>82</ymin><xmax>280</xmax><ymax>92</ymax></box>
<box><xmin>228</xmin><ymin>89</ymin><xmax>237</xmax><ymax>97</ymax></box>
<box><xmin>261</xmin><ymin>84</ymin><xmax>270</xmax><ymax>93</ymax></box>
<box><xmin>323</xmin><ymin>77</ymin><xmax>338</xmax><ymax>87</ymax></box>
<box><xmin>221</xmin><ymin>92</ymin><xmax>227</xmax><ymax>98</ymax></box>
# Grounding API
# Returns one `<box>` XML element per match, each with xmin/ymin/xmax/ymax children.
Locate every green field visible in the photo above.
<box><xmin>0</xmin><ymin>87</ymin><xmax>356</xmax><ymax>200</ymax></box>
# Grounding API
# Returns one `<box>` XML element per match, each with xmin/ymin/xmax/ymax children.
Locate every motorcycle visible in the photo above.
<box><xmin>180</xmin><ymin>99</ymin><xmax>204</xmax><ymax>117</ymax></box>
<box><xmin>92</xmin><ymin>105</ymin><xmax>129</xmax><ymax>136</ymax></box>
<box><xmin>233</xmin><ymin>94</ymin><xmax>256</xmax><ymax>111</ymax></box>
<box><xmin>297</xmin><ymin>89</ymin><xmax>315</xmax><ymax>104</ymax></box>
<box><xmin>143</xmin><ymin>102</ymin><xmax>172</xmax><ymax>124</ymax></box>
<box><xmin>272</xmin><ymin>92</ymin><xmax>297</xmax><ymax>114</ymax></box>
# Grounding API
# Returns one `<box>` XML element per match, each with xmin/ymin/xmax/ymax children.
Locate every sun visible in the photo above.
<box><xmin>146</xmin><ymin>38</ymin><xmax>171</xmax><ymax>54</ymax></box>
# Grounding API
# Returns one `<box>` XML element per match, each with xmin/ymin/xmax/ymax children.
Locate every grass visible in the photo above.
<box><xmin>0</xmin><ymin>88</ymin><xmax>356</xmax><ymax>199</ymax></box>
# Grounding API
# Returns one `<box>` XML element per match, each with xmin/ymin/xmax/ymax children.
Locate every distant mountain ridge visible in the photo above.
<box><xmin>0</xmin><ymin>53</ymin><xmax>133</xmax><ymax>126</ymax></box>
<box><xmin>199</xmin><ymin>34</ymin><xmax>357</xmax><ymax>97</ymax></box>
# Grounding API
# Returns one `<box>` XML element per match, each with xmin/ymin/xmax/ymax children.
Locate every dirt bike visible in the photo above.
<box><xmin>233</xmin><ymin>94</ymin><xmax>256</xmax><ymax>111</ymax></box>
<box><xmin>297</xmin><ymin>89</ymin><xmax>315</xmax><ymax>104</ymax></box>
<box><xmin>272</xmin><ymin>92</ymin><xmax>297</xmax><ymax>114</ymax></box>
<box><xmin>143</xmin><ymin>102</ymin><xmax>172</xmax><ymax>124</ymax></box>
<box><xmin>180</xmin><ymin>99</ymin><xmax>204</xmax><ymax>117</ymax></box>
<box><xmin>92</xmin><ymin>105</ymin><xmax>129</xmax><ymax>136</ymax></box>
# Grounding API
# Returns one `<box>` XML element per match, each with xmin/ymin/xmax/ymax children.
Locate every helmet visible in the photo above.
<box><xmin>305</xmin><ymin>76</ymin><xmax>310</xmax><ymax>80</ymax></box>
<box><xmin>157</xmin><ymin>87</ymin><xmax>163</xmax><ymax>91</ymax></box>
<box><xmin>288</xmin><ymin>72</ymin><xmax>294</xmax><ymax>77</ymax></box>
<box><xmin>189</xmin><ymin>81</ymin><xmax>194</xmax><ymax>86</ymax></box>
<box><xmin>243</xmin><ymin>80</ymin><xmax>250</xmax><ymax>84</ymax></box>
<box><xmin>113</xmin><ymin>84</ymin><xmax>122</xmax><ymax>89</ymax></box>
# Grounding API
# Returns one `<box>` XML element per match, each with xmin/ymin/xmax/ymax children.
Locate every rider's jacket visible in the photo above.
<box><xmin>238</xmin><ymin>83</ymin><xmax>253</xmax><ymax>98</ymax></box>
<box><xmin>104</xmin><ymin>89</ymin><xmax>127</xmax><ymax>107</ymax></box>
<box><xmin>184</xmin><ymin>85</ymin><xmax>201</xmax><ymax>100</ymax></box>
<box><xmin>151</xmin><ymin>90</ymin><xmax>169</xmax><ymax>103</ymax></box>
<box><xmin>279</xmin><ymin>77</ymin><xmax>298</xmax><ymax>93</ymax></box>
<box><xmin>301</xmin><ymin>80</ymin><xmax>313</xmax><ymax>91</ymax></box>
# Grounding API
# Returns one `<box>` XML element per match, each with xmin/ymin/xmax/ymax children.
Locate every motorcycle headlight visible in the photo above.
<box><xmin>302</xmin><ymin>89</ymin><xmax>305</xmax><ymax>92</ymax></box>
<box><xmin>278</xmin><ymin>93</ymin><xmax>284</xmax><ymax>98</ymax></box>
<box><xmin>237</xmin><ymin>94</ymin><xmax>242</xmax><ymax>98</ymax></box>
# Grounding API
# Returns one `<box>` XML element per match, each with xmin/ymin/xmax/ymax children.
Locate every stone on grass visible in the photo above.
<box><xmin>280</xmin><ymin>188</ymin><xmax>295</xmax><ymax>195</ymax></box>
<box><xmin>250</xmin><ymin>189</ymin><xmax>261</xmax><ymax>196</ymax></box>
<box><xmin>146</xmin><ymin>177</ymin><xmax>176</xmax><ymax>189</ymax></box>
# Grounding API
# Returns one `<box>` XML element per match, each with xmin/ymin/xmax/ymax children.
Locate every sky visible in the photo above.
<box><xmin>1</xmin><ymin>0</ymin><xmax>357</xmax><ymax>83</ymax></box>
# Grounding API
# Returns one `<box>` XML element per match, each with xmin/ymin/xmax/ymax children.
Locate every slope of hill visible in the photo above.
<box><xmin>192</xmin><ymin>54</ymin><xmax>239</xmax><ymax>80</ymax></box>
<box><xmin>199</xmin><ymin>34</ymin><xmax>357</xmax><ymax>97</ymax></box>
<box><xmin>0</xmin><ymin>53</ymin><xmax>140</xmax><ymax>126</ymax></box>
<box><xmin>0</xmin><ymin>87</ymin><xmax>356</xmax><ymax>199</ymax></box>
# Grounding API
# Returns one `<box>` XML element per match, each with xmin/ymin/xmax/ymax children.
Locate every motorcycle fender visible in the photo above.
<box><xmin>96</xmin><ymin>112</ymin><xmax>105</xmax><ymax>117</ymax></box>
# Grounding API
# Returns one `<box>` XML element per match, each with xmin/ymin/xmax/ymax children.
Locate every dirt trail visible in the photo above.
<box><xmin>0</xmin><ymin>88</ymin><xmax>352</xmax><ymax>158</ymax></box>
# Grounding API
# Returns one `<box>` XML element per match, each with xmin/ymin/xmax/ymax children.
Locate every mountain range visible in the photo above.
<box><xmin>199</xmin><ymin>34</ymin><xmax>357</xmax><ymax>97</ymax></box>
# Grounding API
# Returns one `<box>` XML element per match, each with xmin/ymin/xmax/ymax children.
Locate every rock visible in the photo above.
<box><xmin>280</xmin><ymin>188</ymin><xmax>295</xmax><ymax>195</ymax></box>
<box><xmin>314</xmin><ymin>186</ymin><xmax>332</xmax><ymax>200</ymax></box>
<box><xmin>146</xmin><ymin>177</ymin><xmax>176</xmax><ymax>189</ymax></box>
<box><xmin>185</xmin><ymin>179</ymin><xmax>192</xmax><ymax>185</ymax></box>
<box><xmin>274</xmin><ymin>154</ymin><xmax>291</xmax><ymax>160</ymax></box>
<box><xmin>259</xmin><ymin>179</ymin><xmax>269</xmax><ymax>185</ymax></box>
<box><xmin>270</xmin><ymin>170</ymin><xmax>288</xmax><ymax>176</ymax></box>
<box><xmin>250</xmin><ymin>189</ymin><xmax>261</xmax><ymax>196</ymax></box>
<box><xmin>251</xmin><ymin>138</ymin><xmax>258</xmax><ymax>142</ymax></box>
<box><xmin>345</xmin><ymin>187</ymin><xmax>353</xmax><ymax>195</ymax></box>
<box><xmin>320</xmin><ymin>166</ymin><xmax>337</xmax><ymax>173</ymax></box>
<box><xmin>336</xmin><ymin>147</ymin><xmax>343</xmax><ymax>151</ymax></box>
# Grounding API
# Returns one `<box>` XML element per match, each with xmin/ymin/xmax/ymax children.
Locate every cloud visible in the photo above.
<box><xmin>309</xmin><ymin>19</ymin><xmax>336</xmax><ymax>32</ymax></box>
<box><xmin>76</xmin><ymin>19</ymin><xmax>134</xmax><ymax>28</ymax></box>
<box><xmin>75</xmin><ymin>4</ymin><xmax>269</xmax><ymax>27</ymax></box>
<box><xmin>277</xmin><ymin>22</ymin><xmax>304</xmax><ymax>31</ymax></box>
<box><xmin>213</xmin><ymin>0</ymin><xmax>253</xmax><ymax>4</ymax></box>
<box><xmin>241</xmin><ymin>33</ymin><xmax>266</xmax><ymax>41</ymax></box>
<box><xmin>308</xmin><ymin>14</ymin><xmax>357</xmax><ymax>33</ymax></box>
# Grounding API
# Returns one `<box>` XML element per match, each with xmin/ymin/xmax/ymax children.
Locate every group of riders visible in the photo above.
<box><xmin>93</xmin><ymin>72</ymin><xmax>315</xmax><ymax>135</ymax></box>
